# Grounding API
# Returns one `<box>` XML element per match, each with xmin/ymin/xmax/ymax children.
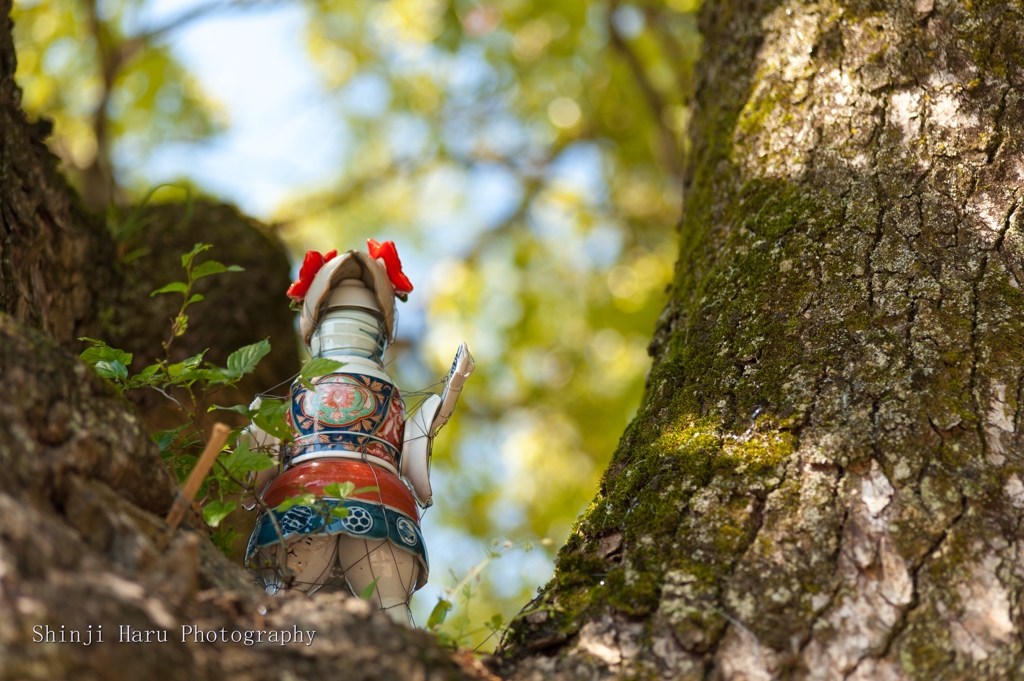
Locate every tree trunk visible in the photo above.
<box><xmin>0</xmin><ymin>3</ymin><xmax>485</xmax><ymax>678</ymax></box>
<box><xmin>6</xmin><ymin>0</ymin><xmax>1024</xmax><ymax>678</ymax></box>
<box><xmin>503</xmin><ymin>1</ymin><xmax>1024</xmax><ymax>680</ymax></box>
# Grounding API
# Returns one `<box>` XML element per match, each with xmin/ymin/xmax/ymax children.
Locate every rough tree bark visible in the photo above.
<box><xmin>0</xmin><ymin>2</ymin><xmax>487</xmax><ymax>678</ymax></box>
<box><xmin>5</xmin><ymin>0</ymin><xmax>1024</xmax><ymax>679</ymax></box>
<box><xmin>503</xmin><ymin>1</ymin><xmax>1024</xmax><ymax>680</ymax></box>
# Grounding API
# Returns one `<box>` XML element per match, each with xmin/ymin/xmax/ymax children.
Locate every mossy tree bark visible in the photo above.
<box><xmin>504</xmin><ymin>1</ymin><xmax>1024</xmax><ymax>679</ymax></box>
<box><xmin>6</xmin><ymin>0</ymin><xmax>1024</xmax><ymax>677</ymax></box>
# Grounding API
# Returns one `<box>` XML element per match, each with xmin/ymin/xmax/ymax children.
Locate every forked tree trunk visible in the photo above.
<box><xmin>5</xmin><ymin>0</ymin><xmax>1024</xmax><ymax>678</ymax></box>
<box><xmin>503</xmin><ymin>1</ymin><xmax>1024</xmax><ymax>680</ymax></box>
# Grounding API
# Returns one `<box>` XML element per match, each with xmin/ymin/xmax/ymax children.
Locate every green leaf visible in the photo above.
<box><xmin>323</xmin><ymin>481</ymin><xmax>355</xmax><ymax>499</ymax></box>
<box><xmin>150</xmin><ymin>424</ymin><xmax>189</xmax><ymax>452</ymax></box>
<box><xmin>130</xmin><ymin>363</ymin><xmax>162</xmax><ymax>386</ymax></box>
<box><xmin>173</xmin><ymin>454</ymin><xmax>199</xmax><ymax>484</ymax></box>
<box><xmin>211</xmin><ymin>526</ymin><xmax>236</xmax><ymax>556</ymax></box>
<box><xmin>93</xmin><ymin>359</ymin><xmax>128</xmax><ymax>381</ymax></box>
<box><xmin>122</xmin><ymin>246</ymin><xmax>150</xmax><ymax>264</ymax></box>
<box><xmin>330</xmin><ymin>506</ymin><xmax>349</xmax><ymax>518</ymax></box>
<box><xmin>359</xmin><ymin>578</ymin><xmax>380</xmax><ymax>600</ymax></box>
<box><xmin>186</xmin><ymin>294</ymin><xmax>205</xmax><ymax>305</ymax></box>
<box><xmin>486</xmin><ymin>613</ymin><xmax>504</xmax><ymax>631</ymax></box>
<box><xmin>191</xmin><ymin>260</ymin><xmax>226</xmax><ymax>279</ymax></box>
<box><xmin>150</xmin><ymin>281</ymin><xmax>188</xmax><ymax>297</ymax></box>
<box><xmin>276</xmin><ymin>492</ymin><xmax>317</xmax><ymax>513</ymax></box>
<box><xmin>210</xmin><ymin>403</ymin><xmax>254</xmax><ymax>417</ymax></box>
<box><xmin>223</xmin><ymin>440</ymin><xmax>274</xmax><ymax>478</ymax></box>
<box><xmin>351</xmin><ymin>486</ymin><xmax>380</xmax><ymax>495</ymax></box>
<box><xmin>181</xmin><ymin>243</ymin><xmax>212</xmax><ymax>267</ymax></box>
<box><xmin>224</xmin><ymin>339</ymin><xmax>271</xmax><ymax>379</ymax></box>
<box><xmin>253</xmin><ymin>399</ymin><xmax>290</xmax><ymax>440</ymax></box>
<box><xmin>427</xmin><ymin>599</ymin><xmax>453</xmax><ymax>629</ymax></box>
<box><xmin>167</xmin><ymin>351</ymin><xmax>206</xmax><ymax>378</ymax></box>
<box><xmin>78</xmin><ymin>339</ymin><xmax>132</xmax><ymax>367</ymax></box>
<box><xmin>300</xmin><ymin>357</ymin><xmax>345</xmax><ymax>383</ymax></box>
<box><xmin>177</xmin><ymin>368</ymin><xmax>225</xmax><ymax>385</ymax></box>
<box><xmin>202</xmin><ymin>500</ymin><xmax>237</xmax><ymax>528</ymax></box>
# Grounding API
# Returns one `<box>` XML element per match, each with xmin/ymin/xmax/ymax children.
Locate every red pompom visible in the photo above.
<box><xmin>367</xmin><ymin>239</ymin><xmax>414</xmax><ymax>300</ymax></box>
<box><xmin>286</xmin><ymin>249</ymin><xmax>338</xmax><ymax>302</ymax></box>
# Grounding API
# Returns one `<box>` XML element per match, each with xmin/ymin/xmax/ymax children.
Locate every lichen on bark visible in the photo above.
<box><xmin>503</xmin><ymin>1</ymin><xmax>1024</xmax><ymax>679</ymax></box>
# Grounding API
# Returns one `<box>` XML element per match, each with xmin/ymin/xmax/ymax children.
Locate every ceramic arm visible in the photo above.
<box><xmin>429</xmin><ymin>342</ymin><xmax>475</xmax><ymax>435</ymax></box>
<box><xmin>401</xmin><ymin>342</ymin><xmax>475</xmax><ymax>508</ymax></box>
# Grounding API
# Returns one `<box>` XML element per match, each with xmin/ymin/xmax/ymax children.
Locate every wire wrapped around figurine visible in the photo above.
<box><xmin>242</xmin><ymin>241</ymin><xmax>473</xmax><ymax>625</ymax></box>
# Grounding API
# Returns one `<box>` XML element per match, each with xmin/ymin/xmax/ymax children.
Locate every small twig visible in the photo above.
<box><xmin>180</xmin><ymin>398</ymin><xmax>293</xmax><ymax>584</ymax></box>
<box><xmin>151</xmin><ymin>384</ymin><xmax>191</xmax><ymax>413</ymax></box>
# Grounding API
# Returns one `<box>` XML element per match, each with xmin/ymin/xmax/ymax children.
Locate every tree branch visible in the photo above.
<box><xmin>606</xmin><ymin>1</ymin><xmax>682</xmax><ymax>178</ymax></box>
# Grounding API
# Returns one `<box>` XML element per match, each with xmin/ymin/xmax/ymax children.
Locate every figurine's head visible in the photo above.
<box><xmin>287</xmin><ymin>240</ymin><xmax>413</xmax><ymax>351</ymax></box>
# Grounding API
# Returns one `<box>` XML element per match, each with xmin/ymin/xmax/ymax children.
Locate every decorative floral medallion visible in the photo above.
<box><xmin>289</xmin><ymin>372</ymin><xmax>406</xmax><ymax>467</ymax></box>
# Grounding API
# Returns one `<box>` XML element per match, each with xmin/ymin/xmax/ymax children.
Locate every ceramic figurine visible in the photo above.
<box><xmin>243</xmin><ymin>240</ymin><xmax>474</xmax><ymax>625</ymax></box>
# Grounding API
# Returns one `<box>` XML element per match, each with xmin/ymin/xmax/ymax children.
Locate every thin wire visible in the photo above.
<box><xmin>368</xmin><ymin>464</ymin><xmax>417</xmax><ymax>615</ymax></box>
<box><xmin>383</xmin><ymin>530</ymin><xmax>412</xmax><ymax>602</ymax></box>
<box><xmin>366</xmin><ymin>539</ymin><xmax>384</xmax><ymax>611</ymax></box>
<box><xmin>256</xmin><ymin>370</ymin><xmax>302</xmax><ymax>400</ymax></box>
<box><xmin>303</xmin><ymin>535</ymin><xmax>339</xmax><ymax>596</ymax></box>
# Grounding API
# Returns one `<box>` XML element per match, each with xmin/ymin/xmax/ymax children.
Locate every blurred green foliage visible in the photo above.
<box><xmin>12</xmin><ymin>0</ymin><xmax>222</xmax><ymax>206</ymax></box>
<box><xmin>12</xmin><ymin>0</ymin><xmax>700</xmax><ymax>647</ymax></box>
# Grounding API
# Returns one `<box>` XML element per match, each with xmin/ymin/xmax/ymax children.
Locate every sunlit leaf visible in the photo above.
<box><xmin>223</xmin><ymin>439</ymin><xmax>274</xmax><ymax>478</ymax></box>
<box><xmin>203</xmin><ymin>500</ymin><xmax>237</xmax><ymax>528</ymax></box>
<box><xmin>323</xmin><ymin>481</ymin><xmax>355</xmax><ymax>499</ymax></box>
<box><xmin>150</xmin><ymin>281</ymin><xmax>189</xmax><ymax>297</ymax></box>
<box><xmin>191</xmin><ymin>259</ymin><xmax>242</xmax><ymax>279</ymax></box>
<box><xmin>79</xmin><ymin>339</ymin><xmax>133</xmax><ymax>367</ymax></box>
<box><xmin>253</xmin><ymin>398</ymin><xmax>290</xmax><ymax>440</ymax></box>
<box><xmin>427</xmin><ymin>599</ymin><xmax>453</xmax><ymax>629</ymax></box>
<box><xmin>276</xmin><ymin>492</ymin><xmax>317</xmax><ymax>513</ymax></box>
<box><xmin>301</xmin><ymin>358</ymin><xmax>345</xmax><ymax>379</ymax></box>
<box><xmin>210</xmin><ymin>403</ymin><xmax>254</xmax><ymax>417</ymax></box>
<box><xmin>167</xmin><ymin>351</ymin><xmax>206</xmax><ymax>378</ymax></box>
<box><xmin>93</xmin><ymin>359</ymin><xmax>128</xmax><ymax>381</ymax></box>
<box><xmin>224</xmin><ymin>339</ymin><xmax>271</xmax><ymax>379</ymax></box>
<box><xmin>128</xmin><ymin>363</ymin><xmax>162</xmax><ymax>388</ymax></box>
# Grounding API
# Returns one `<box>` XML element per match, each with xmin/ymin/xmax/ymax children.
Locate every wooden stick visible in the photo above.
<box><xmin>165</xmin><ymin>423</ymin><xmax>231</xmax><ymax>530</ymax></box>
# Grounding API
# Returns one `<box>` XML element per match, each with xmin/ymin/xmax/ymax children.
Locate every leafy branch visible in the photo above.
<box><xmin>77</xmin><ymin>241</ymin><xmax>285</xmax><ymax>554</ymax></box>
<box><xmin>427</xmin><ymin>539</ymin><xmax>542</xmax><ymax>649</ymax></box>
<box><xmin>151</xmin><ymin>242</ymin><xmax>244</xmax><ymax>353</ymax></box>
